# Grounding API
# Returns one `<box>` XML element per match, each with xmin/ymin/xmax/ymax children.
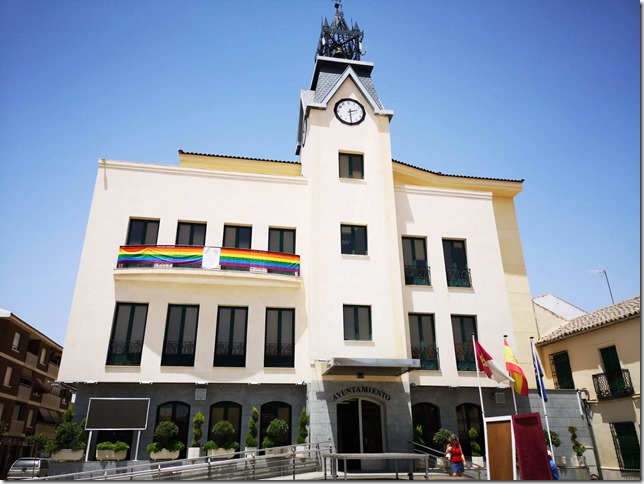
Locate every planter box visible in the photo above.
<box><xmin>245</xmin><ymin>447</ymin><xmax>257</xmax><ymax>458</ymax></box>
<box><xmin>187</xmin><ymin>447</ymin><xmax>201</xmax><ymax>459</ymax></box>
<box><xmin>149</xmin><ymin>449</ymin><xmax>180</xmax><ymax>460</ymax></box>
<box><xmin>470</xmin><ymin>456</ymin><xmax>485</xmax><ymax>468</ymax></box>
<box><xmin>52</xmin><ymin>449</ymin><xmax>84</xmax><ymax>462</ymax></box>
<box><xmin>96</xmin><ymin>449</ymin><xmax>127</xmax><ymax>461</ymax></box>
<box><xmin>207</xmin><ymin>448</ymin><xmax>236</xmax><ymax>459</ymax></box>
<box><xmin>574</xmin><ymin>455</ymin><xmax>587</xmax><ymax>467</ymax></box>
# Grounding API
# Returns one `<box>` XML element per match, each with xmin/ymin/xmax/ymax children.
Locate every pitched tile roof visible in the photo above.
<box><xmin>537</xmin><ymin>296</ymin><xmax>640</xmax><ymax>345</ymax></box>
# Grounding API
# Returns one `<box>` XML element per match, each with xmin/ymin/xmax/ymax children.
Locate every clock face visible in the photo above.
<box><xmin>334</xmin><ymin>98</ymin><xmax>365</xmax><ymax>125</ymax></box>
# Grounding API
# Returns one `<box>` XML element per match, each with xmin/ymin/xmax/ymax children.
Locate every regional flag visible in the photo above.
<box><xmin>531</xmin><ymin>341</ymin><xmax>549</xmax><ymax>402</ymax></box>
<box><xmin>474</xmin><ymin>340</ymin><xmax>514</xmax><ymax>384</ymax></box>
<box><xmin>504</xmin><ymin>339</ymin><xmax>529</xmax><ymax>396</ymax></box>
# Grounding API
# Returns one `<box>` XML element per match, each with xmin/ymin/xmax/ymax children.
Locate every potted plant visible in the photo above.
<box><xmin>96</xmin><ymin>441</ymin><xmax>129</xmax><ymax>461</ymax></box>
<box><xmin>244</xmin><ymin>407</ymin><xmax>259</xmax><ymax>456</ymax></box>
<box><xmin>188</xmin><ymin>411</ymin><xmax>205</xmax><ymax>459</ymax></box>
<box><xmin>432</xmin><ymin>428</ymin><xmax>453</xmax><ymax>470</ymax></box>
<box><xmin>468</xmin><ymin>428</ymin><xmax>484</xmax><ymax>467</ymax></box>
<box><xmin>26</xmin><ymin>433</ymin><xmax>51</xmax><ymax>457</ymax></box>
<box><xmin>202</xmin><ymin>420</ymin><xmax>239</xmax><ymax>459</ymax></box>
<box><xmin>295</xmin><ymin>408</ymin><xmax>310</xmax><ymax>458</ymax></box>
<box><xmin>147</xmin><ymin>421</ymin><xmax>185</xmax><ymax>460</ymax></box>
<box><xmin>568</xmin><ymin>426</ymin><xmax>587</xmax><ymax>466</ymax></box>
<box><xmin>261</xmin><ymin>418</ymin><xmax>289</xmax><ymax>456</ymax></box>
<box><xmin>544</xmin><ymin>429</ymin><xmax>564</xmax><ymax>466</ymax></box>
<box><xmin>413</xmin><ymin>425</ymin><xmax>424</xmax><ymax>445</ymax></box>
<box><xmin>46</xmin><ymin>409</ymin><xmax>86</xmax><ymax>461</ymax></box>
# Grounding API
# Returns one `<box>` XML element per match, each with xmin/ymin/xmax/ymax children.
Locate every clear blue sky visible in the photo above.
<box><xmin>0</xmin><ymin>0</ymin><xmax>639</xmax><ymax>345</ymax></box>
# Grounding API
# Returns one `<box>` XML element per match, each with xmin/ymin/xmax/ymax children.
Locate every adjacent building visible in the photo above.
<box><xmin>58</xmin><ymin>3</ymin><xmax>580</xmax><ymax>470</ymax></box>
<box><xmin>536</xmin><ymin>295</ymin><xmax>640</xmax><ymax>479</ymax></box>
<box><xmin>0</xmin><ymin>310</ymin><xmax>72</xmax><ymax>477</ymax></box>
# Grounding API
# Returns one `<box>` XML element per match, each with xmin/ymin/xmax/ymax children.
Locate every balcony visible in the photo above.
<box><xmin>446</xmin><ymin>266</ymin><xmax>472</xmax><ymax>288</ymax></box>
<box><xmin>411</xmin><ymin>345</ymin><xmax>440</xmax><ymax>370</ymax></box>
<box><xmin>161</xmin><ymin>341</ymin><xmax>196</xmax><ymax>366</ymax></box>
<box><xmin>454</xmin><ymin>343</ymin><xmax>476</xmax><ymax>371</ymax></box>
<box><xmin>106</xmin><ymin>340</ymin><xmax>143</xmax><ymax>366</ymax></box>
<box><xmin>17</xmin><ymin>384</ymin><xmax>32</xmax><ymax>401</ymax></box>
<box><xmin>40</xmin><ymin>392</ymin><xmax>62</xmax><ymax>410</ymax></box>
<box><xmin>592</xmin><ymin>369</ymin><xmax>635</xmax><ymax>400</ymax></box>
<box><xmin>264</xmin><ymin>343</ymin><xmax>294</xmax><ymax>368</ymax></box>
<box><xmin>404</xmin><ymin>265</ymin><xmax>431</xmax><ymax>286</ymax></box>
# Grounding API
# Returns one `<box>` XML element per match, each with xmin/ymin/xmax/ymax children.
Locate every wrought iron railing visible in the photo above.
<box><xmin>264</xmin><ymin>343</ymin><xmax>294</xmax><ymax>368</ymax></box>
<box><xmin>446</xmin><ymin>266</ymin><xmax>472</xmax><ymax>287</ymax></box>
<box><xmin>404</xmin><ymin>265</ymin><xmax>431</xmax><ymax>286</ymax></box>
<box><xmin>161</xmin><ymin>341</ymin><xmax>196</xmax><ymax>366</ymax></box>
<box><xmin>214</xmin><ymin>342</ymin><xmax>246</xmax><ymax>367</ymax></box>
<box><xmin>592</xmin><ymin>369</ymin><xmax>634</xmax><ymax>399</ymax></box>
<box><xmin>117</xmin><ymin>245</ymin><xmax>300</xmax><ymax>276</ymax></box>
<box><xmin>411</xmin><ymin>345</ymin><xmax>440</xmax><ymax>370</ymax></box>
<box><xmin>454</xmin><ymin>343</ymin><xmax>476</xmax><ymax>371</ymax></box>
<box><xmin>106</xmin><ymin>340</ymin><xmax>143</xmax><ymax>366</ymax></box>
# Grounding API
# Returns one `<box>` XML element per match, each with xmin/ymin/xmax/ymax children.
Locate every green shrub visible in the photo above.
<box><xmin>544</xmin><ymin>429</ymin><xmax>561</xmax><ymax>448</ymax></box>
<box><xmin>413</xmin><ymin>425</ymin><xmax>424</xmax><ymax>445</ymax></box>
<box><xmin>296</xmin><ymin>408</ymin><xmax>309</xmax><ymax>445</ymax></box>
<box><xmin>568</xmin><ymin>426</ymin><xmax>586</xmax><ymax>456</ymax></box>
<box><xmin>26</xmin><ymin>433</ymin><xmax>51</xmax><ymax>454</ymax></box>
<box><xmin>245</xmin><ymin>407</ymin><xmax>259</xmax><ymax>448</ymax></box>
<box><xmin>211</xmin><ymin>420</ymin><xmax>239</xmax><ymax>450</ymax></box>
<box><xmin>191</xmin><ymin>412</ymin><xmax>205</xmax><ymax>447</ymax></box>
<box><xmin>468</xmin><ymin>428</ymin><xmax>481</xmax><ymax>456</ymax></box>
<box><xmin>202</xmin><ymin>440</ymin><xmax>218</xmax><ymax>451</ymax></box>
<box><xmin>432</xmin><ymin>428</ymin><xmax>453</xmax><ymax>449</ymax></box>
<box><xmin>45</xmin><ymin>410</ymin><xmax>87</xmax><ymax>453</ymax></box>
<box><xmin>261</xmin><ymin>418</ymin><xmax>289</xmax><ymax>449</ymax></box>
<box><xmin>146</xmin><ymin>421</ymin><xmax>185</xmax><ymax>454</ymax></box>
<box><xmin>97</xmin><ymin>441</ymin><xmax>130</xmax><ymax>452</ymax></box>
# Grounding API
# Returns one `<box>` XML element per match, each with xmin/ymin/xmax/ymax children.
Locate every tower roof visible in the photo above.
<box><xmin>316</xmin><ymin>0</ymin><xmax>365</xmax><ymax>61</ymax></box>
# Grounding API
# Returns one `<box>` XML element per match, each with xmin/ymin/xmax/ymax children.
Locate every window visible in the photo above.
<box><xmin>610</xmin><ymin>422</ymin><xmax>640</xmax><ymax>471</ymax></box>
<box><xmin>452</xmin><ymin>315</ymin><xmax>477</xmax><ymax>371</ymax></box>
<box><xmin>12</xmin><ymin>403</ymin><xmax>26</xmax><ymax>421</ymax></box>
<box><xmin>268</xmin><ymin>228</ymin><xmax>296</xmax><ymax>275</ymax></box>
<box><xmin>339</xmin><ymin>153</ymin><xmax>364</xmax><ymax>179</ymax></box>
<box><xmin>456</xmin><ymin>403</ymin><xmax>484</xmax><ymax>457</ymax></box>
<box><xmin>341</xmin><ymin>225</ymin><xmax>367</xmax><ymax>255</ymax></box>
<box><xmin>549</xmin><ymin>351</ymin><xmax>575</xmax><ymax>389</ymax></box>
<box><xmin>176</xmin><ymin>222</ymin><xmax>206</xmax><ymax>246</ymax></box>
<box><xmin>443</xmin><ymin>239</ymin><xmax>471</xmax><ymax>287</ymax></box>
<box><xmin>155</xmin><ymin>402</ymin><xmax>190</xmax><ymax>460</ymax></box>
<box><xmin>161</xmin><ymin>305</ymin><xmax>198</xmax><ymax>366</ymax></box>
<box><xmin>209</xmin><ymin>402</ymin><xmax>242</xmax><ymax>445</ymax></box>
<box><xmin>402</xmin><ymin>237</ymin><xmax>430</xmax><ymax>285</ymax></box>
<box><xmin>412</xmin><ymin>403</ymin><xmax>442</xmax><ymax>452</ymax></box>
<box><xmin>126</xmin><ymin>219</ymin><xmax>159</xmax><ymax>245</ymax></box>
<box><xmin>343</xmin><ymin>305</ymin><xmax>372</xmax><ymax>341</ymax></box>
<box><xmin>214</xmin><ymin>307</ymin><xmax>248</xmax><ymax>367</ymax></box>
<box><xmin>222</xmin><ymin>225</ymin><xmax>252</xmax><ymax>271</ymax></box>
<box><xmin>260</xmin><ymin>401</ymin><xmax>291</xmax><ymax>448</ymax></box>
<box><xmin>11</xmin><ymin>332</ymin><xmax>20</xmax><ymax>351</ymax></box>
<box><xmin>26</xmin><ymin>409</ymin><xmax>34</xmax><ymax>427</ymax></box>
<box><xmin>409</xmin><ymin>314</ymin><xmax>438</xmax><ymax>370</ymax></box>
<box><xmin>265</xmin><ymin>309</ymin><xmax>295</xmax><ymax>367</ymax></box>
<box><xmin>3</xmin><ymin>366</ymin><xmax>13</xmax><ymax>387</ymax></box>
<box><xmin>106</xmin><ymin>303</ymin><xmax>148</xmax><ymax>366</ymax></box>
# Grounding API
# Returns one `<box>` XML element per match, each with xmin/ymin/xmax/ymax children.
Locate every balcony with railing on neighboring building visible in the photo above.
<box><xmin>264</xmin><ymin>343</ymin><xmax>294</xmax><ymax>368</ymax></box>
<box><xmin>404</xmin><ymin>265</ymin><xmax>431</xmax><ymax>286</ymax></box>
<box><xmin>116</xmin><ymin>245</ymin><xmax>300</xmax><ymax>280</ymax></box>
<box><xmin>454</xmin><ymin>343</ymin><xmax>476</xmax><ymax>371</ymax></box>
<box><xmin>592</xmin><ymin>369</ymin><xmax>635</xmax><ymax>400</ymax></box>
<box><xmin>106</xmin><ymin>340</ymin><xmax>143</xmax><ymax>366</ymax></box>
<box><xmin>411</xmin><ymin>345</ymin><xmax>440</xmax><ymax>370</ymax></box>
<box><xmin>446</xmin><ymin>266</ymin><xmax>472</xmax><ymax>288</ymax></box>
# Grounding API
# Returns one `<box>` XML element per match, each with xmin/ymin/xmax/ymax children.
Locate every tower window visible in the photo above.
<box><xmin>341</xmin><ymin>225</ymin><xmax>367</xmax><ymax>255</ymax></box>
<box><xmin>339</xmin><ymin>153</ymin><xmax>364</xmax><ymax>179</ymax></box>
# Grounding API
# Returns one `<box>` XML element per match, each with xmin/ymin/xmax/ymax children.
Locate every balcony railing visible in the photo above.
<box><xmin>117</xmin><ymin>245</ymin><xmax>300</xmax><ymax>276</ymax></box>
<box><xmin>264</xmin><ymin>343</ymin><xmax>294</xmax><ymax>368</ymax></box>
<box><xmin>161</xmin><ymin>341</ymin><xmax>196</xmax><ymax>366</ymax></box>
<box><xmin>404</xmin><ymin>265</ymin><xmax>431</xmax><ymax>286</ymax></box>
<box><xmin>592</xmin><ymin>369</ymin><xmax>634</xmax><ymax>399</ymax></box>
<box><xmin>214</xmin><ymin>342</ymin><xmax>246</xmax><ymax>367</ymax></box>
<box><xmin>106</xmin><ymin>340</ymin><xmax>143</xmax><ymax>366</ymax></box>
<box><xmin>411</xmin><ymin>345</ymin><xmax>440</xmax><ymax>370</ymax></box>
<box><xmin>446</xmin><ymin>266</ymin><xmax>472</xmax><ymax>287</ymax></box>
<box><xmin>454</xmin><ymin>343</ymin><xmax>476</xmax><ymax>371</ymax></box>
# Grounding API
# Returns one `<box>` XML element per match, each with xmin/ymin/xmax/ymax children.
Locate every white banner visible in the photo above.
<box><xmin>202</xmin><ymin>247</ymin><xmax>221</xmax><ymax>270</ymax></box>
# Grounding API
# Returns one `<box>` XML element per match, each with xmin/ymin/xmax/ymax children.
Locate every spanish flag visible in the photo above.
<box><xmin>504</xmin><ymin>339</ymin><xmax>529</xmax><ymax>396</ymax></box>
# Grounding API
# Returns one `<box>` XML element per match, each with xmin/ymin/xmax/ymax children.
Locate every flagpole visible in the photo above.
<box><xmin>472</xmin><ymin>333</ymin><xmax>486</xmax><ymax>418</ymax></box>
<box><xmin>503</xmin><ymin>335</ymin><xmax>518</xmax><ymax>415</ymax></box>
<box><xmin>530</xmin><ymin>337</ymin><xmax>553</xmax><ymax>454</ymax></box>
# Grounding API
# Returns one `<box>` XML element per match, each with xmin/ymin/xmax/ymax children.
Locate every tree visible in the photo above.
<box><xmin>296</xmin><ymin>408</ymin><xmax>309</xmax><ymax>445</ymax></box>
<box><xmin>245</xmin><ymin>407</ymin><xmax>259</xmax><ymax>448</ymax></box>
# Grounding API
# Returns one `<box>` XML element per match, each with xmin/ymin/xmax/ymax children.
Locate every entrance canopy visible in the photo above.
<box><xmin>323</xmin><ymin>357</ymin><xmax>420</xmax><ymax>377</ymax></box>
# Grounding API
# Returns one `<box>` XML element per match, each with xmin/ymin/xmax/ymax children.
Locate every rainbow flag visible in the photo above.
<box><xmin>219</xmin><ymin>248</ymin><xmax>300</xmax><ymax>273</ymax></box>
<box><xmin>118</xmin><ymin>246</ymin><xmax>203</xmax><ymax>266</ymax></box>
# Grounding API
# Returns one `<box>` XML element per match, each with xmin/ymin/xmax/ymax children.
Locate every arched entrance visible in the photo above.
<box><xmin>336</xmin><ymin>398</ymin><xmax>384</xmax><ymax>471</ymax></box>
<box><xmin>155</xmin><ymin>401</ymin><xmax>190</xmax><ymax>459</ymax></box>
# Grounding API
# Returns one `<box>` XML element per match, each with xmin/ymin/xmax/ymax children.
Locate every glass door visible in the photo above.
<box><xmin>337</xmin><ymin>398</ymin><xmax>384</xmax><ymax>471</ymax></box>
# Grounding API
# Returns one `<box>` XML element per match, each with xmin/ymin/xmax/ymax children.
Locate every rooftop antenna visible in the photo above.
<box><xmin>586</xmin><ymin>269</ymin><xmax>615</xmax><ymax>305</ymax></box>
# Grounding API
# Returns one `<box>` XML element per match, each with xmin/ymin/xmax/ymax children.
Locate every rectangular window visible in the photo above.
<box><xmin>176</xmin><ymin>222</ymin><xmax>206</xmax><ymax>246</ymax></box>
<box><xmin>161</xmin><ymin>305</ymin><xmax>199</xmax><ymax>366</ymax></box>
<box><xmin>443</xmin><ymin>239</ymin><xmax>471</xmax><ymax>287</ymax></box>
<box><xmin>549</xmin><ymin>351</ymin><xmax>575</xmax><ymax>389</ymax></box>
<box><xmin>451</xmin><ymin>315</ymin><xmax>477</xmax><ymax>371</ymax></box>
<box><xmin>126</xmin><ymin>218</ymin><xmax>159</xmax><ymax>245</ymax></box>
<box><xmin>11</xmin><ymin>332</ymin><xmax>20</xmax><ymax>351</ymax></box>
<box><xmin>600</xmin><ymin>345</ymin><xmax>628</xmax><ymax>397</ymax></box>
<box><xmin>611</xmin><ymin>422</ymin><xmax>640</xmax><ymax>471</ymax></box>
<box><xmin>268</xmin><ymin>228</ymin><xmax>296</xmax><ymax>275</ymax></box>
<box><xmin>214</xmin><ymin>307</ymin><xmax>248</xmax><ymax>367</ymax></box>
<box><xmin>402</xmin><ymin>237</ymin><xmax>430</xmax><ymax>285</ymax></box>
<box><xmin>264</xmin><ymin>308</ymin><xmax>295</xmax><ymax>368</ymax></box>
<box><xmin>26</xmin><ymin>409</ymin><xmax>34</xmax><ymax>427</ymax></box>
<box><xmin>409</xmin><ymin>313</ymin><xmax>438</xmax><ymax>370</ymax></box>
<box><xmin>3</xmin><ymin>366</ymin><xmax>13</xmax><ymax>387</ymax></box>
<box><xmin>343</xmin><ymin>305</ymin><xmax>372</xmax><ymax>341</ymax></box>
<box><xmin>12</xmin><ymin>403</ymin><xmax>25</xmax><ymax>421</ymax></box>
<box><xmin>341</xmin><ymin>225</ymin><xmax>368</xmax><ymax>255</ymax></box>
<box><xmin>106</xmin><ymin>303</ymin><xmax>148</xmax><ymax>366</ymax></box>
<box><xmin>222</xmin><ymin>225</ymin><xmax>252</xmax><ymax>271</ymax></box>
<box><xmin>339</xmin><ymin>153</ymin><xmax>364</xmax><ymax>179</ymax></box>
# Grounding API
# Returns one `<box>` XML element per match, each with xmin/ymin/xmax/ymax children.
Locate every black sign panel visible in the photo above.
<box><xmin>85</xmin><ymin>398</ymin><xmax>150</xmax><ymax>430</ymax></box>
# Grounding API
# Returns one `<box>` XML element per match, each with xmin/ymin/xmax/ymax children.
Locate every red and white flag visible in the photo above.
<box><xmin>474</xmin><ymin>340</ymin><xmax>514</xmax><ymax>384</ymax></box>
